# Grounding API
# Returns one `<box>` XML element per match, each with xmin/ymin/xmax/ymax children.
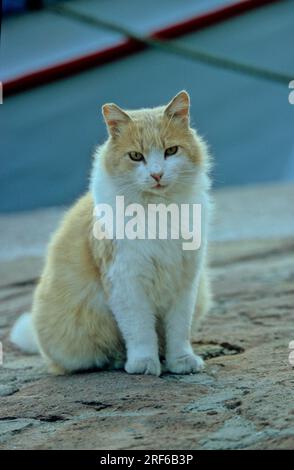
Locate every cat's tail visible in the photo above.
<box><xmin>10</xmin><ymin>313</ymin><xmax>39</xmax><ymax>354</ymax></box>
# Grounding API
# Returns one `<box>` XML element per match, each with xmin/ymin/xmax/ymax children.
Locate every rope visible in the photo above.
<box><xmin>50</xmin><ymin>3</ymin><xmax>292</xmax><ymax>85</ymax></box>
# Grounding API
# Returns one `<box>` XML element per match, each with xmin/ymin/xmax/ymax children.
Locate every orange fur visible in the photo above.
<box><xmin>32</xmin><ymin>194</ymin><xmax>125</xmax><ymax>373</ymax></box>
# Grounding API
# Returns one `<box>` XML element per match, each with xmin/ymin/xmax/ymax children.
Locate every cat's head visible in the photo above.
<box><xmin>100</xmin><ymin>91</ymin><xmax>209</xmax><ymax>197</ymax></box>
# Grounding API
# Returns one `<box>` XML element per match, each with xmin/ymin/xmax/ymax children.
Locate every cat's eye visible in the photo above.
<box><xmin>165</xmin><ymin>146</ymin><xmax>178</xmax><ymax>157</ymax></box>
<box><xmin>129</xmin><ymin>151</ymin><xmax>145</xmax><ymax>162</ymax></box>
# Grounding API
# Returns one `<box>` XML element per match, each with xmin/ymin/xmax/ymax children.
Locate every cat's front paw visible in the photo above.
<box><xmin>166</xmin><ymin>353</ymin><xmax>204</xmax><ymax>374</ymax></box>
<box><xmin>125</xmin><ymin>356</ymin><xmax>161</xmax><ymax>376</ymax></box>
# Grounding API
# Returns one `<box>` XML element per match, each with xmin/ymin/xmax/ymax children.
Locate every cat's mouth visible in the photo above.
<box><xmin>152</xmin><ymin>183</ymin><xmax>167</xmax><ymax>190</ymax></box>
<box><xmin>145</xmin><ymin>183</ymin><xmax>170</xmax><ymax>195</ymax></box>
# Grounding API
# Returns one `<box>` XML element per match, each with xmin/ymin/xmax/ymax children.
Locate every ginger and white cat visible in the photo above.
<box><xmin>11</xmin><ymin>91</ymin><xmax>212</xmax><ymax>376</ymax></box>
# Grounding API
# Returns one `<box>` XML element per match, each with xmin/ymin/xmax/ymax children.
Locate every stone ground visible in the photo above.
<box><xmin>0</xmin><ymin>184</ymin><xmax>294</xmax><ymax>449</ymax></box>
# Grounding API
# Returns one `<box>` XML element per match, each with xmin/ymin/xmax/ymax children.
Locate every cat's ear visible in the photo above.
<box><xmin>102</xmin><ymin>103</ymin><xmax>131</xmax><ymax>137</ymax></box>
<box><xmin>164</xmin><ymin>90</ymin><xmax>190</xmax><ymax>124</ymax></box>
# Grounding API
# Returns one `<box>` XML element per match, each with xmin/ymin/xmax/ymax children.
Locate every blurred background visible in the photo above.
<box><xmin>1</xmin><ymin>0</ymin><xmax>294</xmax><ymax>212</ymax></box>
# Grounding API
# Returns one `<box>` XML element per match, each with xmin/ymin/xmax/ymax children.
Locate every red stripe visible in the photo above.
<box><xmin>152</xmin><ymin>0</ymin><xmax>277</xmax><ymax>39</ymax></box>
<box><xmin>3</xmin><ymin>0</ymin><xmax>278</xmax><ymax>97</ymax></box>
<box><xmin>4</xmin><ymin>39</ymin><xmax>145</xmax><ymax>96</ymax></box>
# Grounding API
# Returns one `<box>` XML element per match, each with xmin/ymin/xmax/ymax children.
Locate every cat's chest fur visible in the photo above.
<box><xmin>91</xmin><ymin>166</ymin><xmax>209</xmax><ymax>313</ymax></box>
<box><xmin>108</xmin><ymin>237</ymin><xmax>200</xmax><ymax>312</ymax></box>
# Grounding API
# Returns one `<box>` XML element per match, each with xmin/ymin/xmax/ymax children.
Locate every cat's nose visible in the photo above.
<box><xmin>151</xmin><ymin>172</ymin><xmax>163</xmax><ymax>182</ymax></box>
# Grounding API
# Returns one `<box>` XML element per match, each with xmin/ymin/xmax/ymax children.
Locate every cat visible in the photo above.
<box><xmin>11</xmin><ymin>90</ymin><xmax>212</xmax><ymax>376</ymax></box>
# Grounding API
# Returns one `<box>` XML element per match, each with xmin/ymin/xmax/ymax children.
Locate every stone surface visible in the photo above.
<box><xmin>0</xmin><ymin>184</ymin><xmax>294</xmax><ymax>449</ymax></box>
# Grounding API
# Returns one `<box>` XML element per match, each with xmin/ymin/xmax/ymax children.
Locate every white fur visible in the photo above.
<box><xmin>91</xmin><ymin>145</ymin><xmax>210</xmax><ymax>375</ymax></box>
<box><xmin>10</xmin><ymin>312</ymin><xmax>39</xmax><ymax>354</ymax></box>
